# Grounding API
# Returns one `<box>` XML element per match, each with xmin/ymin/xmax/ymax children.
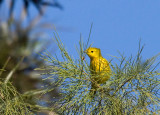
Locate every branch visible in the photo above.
<box><xmin>4</xmin><ymin>57</ymin><xmax>24</xmax><ymax>84</ymax></box>
<box><xmin>113</xmin><ymin>75</ymin><xmax>136</xmax><ymax>96</ymax></box>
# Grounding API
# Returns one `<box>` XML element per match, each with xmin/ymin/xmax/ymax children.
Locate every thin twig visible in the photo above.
<box><xmin>4</xmin><ymin>56</ymin><xmax>24</xmax><ymax>84</ymax></box>
<box><xmin>113</xmin><ymin>75</ymin><xmax>136</xmax><ymax>96</ymax></box>
<box><xmin>0</xmin><ymin>56</ymin><xmax>11</xmax><ymax>77</ymax></box>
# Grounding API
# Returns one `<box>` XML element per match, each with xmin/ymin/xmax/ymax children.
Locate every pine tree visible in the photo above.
<box><xmin>40</xmin><ymin>32</ymin><xmax>160</xmax><ymax>115</ymax></box>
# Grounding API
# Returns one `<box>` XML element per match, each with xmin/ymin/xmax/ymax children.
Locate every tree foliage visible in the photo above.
<box><xmin>40</xmin><ymin>32</ymin><xmax>160</xmax><ymax>114</ymax></box>
<box><xmin>0</xmin><ymin>81</ymin><xmax>33</xmax><ymax>115</ymax></box>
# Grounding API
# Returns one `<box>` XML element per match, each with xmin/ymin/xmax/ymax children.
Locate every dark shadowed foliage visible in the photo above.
<box><xmin>0</xmin><ymin>0</ymin><xmax>63</xmax><ymax>114</ymax></box>
<box><xmin>0</xmin><ymin>0</ymin><xmax>63</xmax><ymax>16</ymax></box>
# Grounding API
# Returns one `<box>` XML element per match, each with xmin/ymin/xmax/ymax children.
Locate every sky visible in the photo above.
<box><xmin>3</xmin><ymin>0</ymin><xmax>159</xmax><ymax>62</ymax></box>
<box><xmin>40</xmin><ymin>0</ymin><xmax>160</xmax><ymax>62</ymax></box>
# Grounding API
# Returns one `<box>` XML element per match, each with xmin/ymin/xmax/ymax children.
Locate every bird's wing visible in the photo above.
<box><xmin>98</xmin><ymin>58</ymin><xmax>109</xmax><ymax>71</ymax></box>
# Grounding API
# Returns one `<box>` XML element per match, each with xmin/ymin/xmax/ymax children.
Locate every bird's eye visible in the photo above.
<box><xmin>91</xmin><ymin>51</ymin><xmax>94</xmax><ymax>53</ymax></box>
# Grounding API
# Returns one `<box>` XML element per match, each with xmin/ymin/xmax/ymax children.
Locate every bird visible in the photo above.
<box><xmin>85</xmin><ymin>47</ymin><xmax>111</xmax><ymax>94</ymax></box>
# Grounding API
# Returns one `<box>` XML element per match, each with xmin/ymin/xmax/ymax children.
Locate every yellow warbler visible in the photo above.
<box><xmin>85</xmin><ymin>47</ymin><xmax>111</xmax><ymax>94</ymax></box>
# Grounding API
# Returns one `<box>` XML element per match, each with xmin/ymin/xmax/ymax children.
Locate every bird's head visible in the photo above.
<box><xmin>85</xmin><ymin>47</ymin><xmax>102</xmax><ymax>59</ymax></box>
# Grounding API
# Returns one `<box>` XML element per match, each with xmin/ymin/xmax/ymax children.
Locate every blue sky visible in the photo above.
<box><xmin>10</xmin><ymin>0</ymin><xmax>158</xmax><ymax>62</ymax></box>
<box><xmin>41</xmin><ymin>0</ymin><xmax>160</xmax><ymax>61</ymax></box>
<box><xmin>1</xmin><ymin>0</ymin><xmax>160</xmax><ymax>60</ymax></box>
